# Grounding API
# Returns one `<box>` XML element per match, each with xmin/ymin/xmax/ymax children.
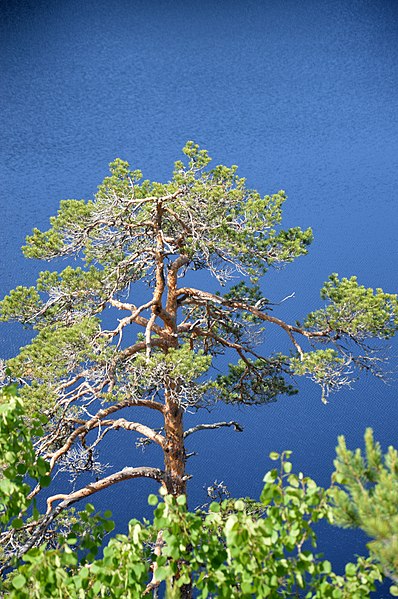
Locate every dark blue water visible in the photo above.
<box><xmin>1</xmin><ymin>0</ymin><xmax>398</xmax><ymax>595</ymax></box>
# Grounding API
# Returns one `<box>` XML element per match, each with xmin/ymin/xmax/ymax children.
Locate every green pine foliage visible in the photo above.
<box><xmin>331</xmin><ymin>428</ymin><xmax>398</xmax><ymax>592</ymax></box>
<box><xmin>305</xmin><ymin>274</ymin><xmax>398</xmax><ymax>340</ymax></box>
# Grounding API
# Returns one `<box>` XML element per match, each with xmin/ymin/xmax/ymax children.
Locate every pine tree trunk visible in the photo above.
<box><xmin>163</xmin><ymin>390</ymin><xmax>192</xmax><ymax>598</ymax></box>
<box><xmin>163</xmin><ymin>392</ymin><xmax>186</xmax><ymax>496</ymax></box>
<box><xmin>163</xmin><ymin>252</ymin><xmax>192</xmax><ymax>596</ymax></box>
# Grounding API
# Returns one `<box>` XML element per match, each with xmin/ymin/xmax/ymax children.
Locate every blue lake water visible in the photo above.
<box><xmin>1</xmin><ymin>0</ymin><xmax>398</xmax><ymax>595</ymax></box>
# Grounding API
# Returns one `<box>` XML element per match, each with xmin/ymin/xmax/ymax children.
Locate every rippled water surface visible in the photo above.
<box><xmin>1</xmin><ymin>1</ymin><xmax>398</xmax><ymax>594</ymax></box>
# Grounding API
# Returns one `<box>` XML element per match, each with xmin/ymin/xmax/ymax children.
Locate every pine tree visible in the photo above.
<box><xmin>1</xmin><ymin>143</ymin><xmax>397</xmax><ymax>593</ymax></box>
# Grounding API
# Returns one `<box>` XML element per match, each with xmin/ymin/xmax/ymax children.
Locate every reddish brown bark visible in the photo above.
<box><xmin>163</xmin><ymin>391</ymin><xmax>186</xmax><ymax>496</ymax></box>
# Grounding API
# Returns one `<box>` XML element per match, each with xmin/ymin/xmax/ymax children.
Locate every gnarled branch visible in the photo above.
<box><xmin>27</xmin><ymin>398</ymin><xmax>164</xmax><ymax>501</ymax></box>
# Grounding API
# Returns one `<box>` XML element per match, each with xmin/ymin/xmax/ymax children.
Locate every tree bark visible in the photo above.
<box><xmin>163</xmin><ymin>253</ymin><xmax>192</xmax><ymax>597</ymax></box>
<box><xmin>164</xmin><ymin>391</ymin><xmax>186</xmax><ymax>496</ymax></box>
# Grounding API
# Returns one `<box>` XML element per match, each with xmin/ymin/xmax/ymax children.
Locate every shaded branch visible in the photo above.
<box><xmin>177</xmin><ymin>287</ymin><xmax>329</xmax><ymax>345</ymax></box>
<box><xmin>124</xmin><ymin>189</ymin><xmax>183</xmax><ymax>206</ymax></box>
<box><xmin>114</xmin><ymin>337</ymin><xmax>172</xmax><ymax>364</ymax></box>
<box><xmin>178</xmin><ymin>323</ymin><xmax>267</xmax><ymax>360</ymax></box>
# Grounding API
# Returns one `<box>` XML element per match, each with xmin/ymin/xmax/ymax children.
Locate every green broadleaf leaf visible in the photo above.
<box><xmin>12</xmin><ymin>574</ymin><xmax>27</xmax><ymax>590</ymax></box>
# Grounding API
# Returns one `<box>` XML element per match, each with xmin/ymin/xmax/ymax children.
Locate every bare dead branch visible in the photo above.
<box><xmin>143</xmin><ymin>530</ymin><xmax>164</xmax><ymax>596</ymax></box>
<box><xmin>100</xmin><ymin>418</ymin><xmax>166</xmax><ymax>448</ymax></box>
<box><xmin>146</xmin><ymin>313</ymin><xmax>158</xmax><ymax>359</ymax></box>
<box><xmin>184</xmin><ymin>421</ymin><xmax>243</xmax><ymax>438</ymax></box>
<box><xmin>46</xmin><ymin>466</ymin><xmax>165</xmax><ymax>514</ymax></box>
<box><xmin>108</xmin><ymin>297</ymin><xmax>163</xmax><ymax>336</ymax></box>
